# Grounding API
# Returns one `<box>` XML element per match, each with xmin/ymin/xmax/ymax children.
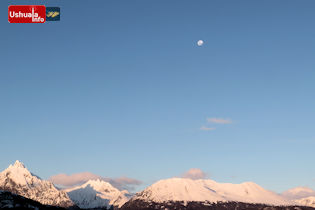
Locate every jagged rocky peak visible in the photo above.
<box><xmin>1</xmin><ymin>160</ymin><xmax>36</xmax><ymax>186</ymax></box>
<box><xmin>0</xmin><ymin>160</ymin><xmax>74</xmax><ymax>208</ymax></box>
<box><xmin>11</xmin><ymin>160</ymin><xmax>26</xmax><ymax>168</ymax></box>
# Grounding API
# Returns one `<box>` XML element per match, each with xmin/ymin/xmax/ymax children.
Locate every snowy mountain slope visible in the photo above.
<box><xmin>0</xmin><ymin>190</ymin><xmax>62</xmax><ymax>209</ymax></box>
<box><xmin>295</xmin><ymin>196</ymin><xmax>315</xmax><ymax>208</ymax></box>
<box><xmin>130</xmin><ymin>177</ymin><xmax>293</xmax><ymax>206</ymax></box>
<box><xmin>0</xmin><ymin>160</ymin><xmax>74</xmax><ymax>208</ymax></box>
<box><xmin>282</xmin><ymin>187</ymin><xmax>315</xmax><ymax>200</ymax></box>
<box><xmin>65</xmin><ymin>179</ymin><xmax>131</xmax><ymax>208</ymax></box>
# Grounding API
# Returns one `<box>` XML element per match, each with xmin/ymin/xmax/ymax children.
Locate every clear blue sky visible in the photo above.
<box><xmin>1</xmin><ymin>0</ymin><xmax>314</xmax><ymax>193</ymax></box>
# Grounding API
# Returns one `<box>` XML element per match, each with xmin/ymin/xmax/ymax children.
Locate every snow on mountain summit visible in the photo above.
<box><xmin>65</xmin><ymin>178</ymin><xmax>132</xmax><ymax>208</ymax></box>
<box><xmin>11</xmin><ymin>160</ymin><xmax>25</xmax><ymax>168</ymax></box>
<box><xmin>0</xmin><ymin>160</ymin><xmax>74</xmax><ymax>208</ymax></box>
<box><xmin>132</xmin><ymin>177</ymin><xmax>293</xmax><ymax>206</ymax></box>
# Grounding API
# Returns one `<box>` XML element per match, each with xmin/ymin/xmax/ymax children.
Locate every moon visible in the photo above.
<box><xmin>197</xmin><ymin>40</ymin><xmax>204</xmax><ymax>46</ymax></box>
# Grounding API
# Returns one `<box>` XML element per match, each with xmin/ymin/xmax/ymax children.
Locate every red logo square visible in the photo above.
<box><xmin>8</xmin><ymin>5</ymin><xmax>46</xmax><ymax>23</ymax></box>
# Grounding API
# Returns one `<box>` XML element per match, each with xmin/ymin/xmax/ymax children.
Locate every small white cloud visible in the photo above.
<box><xmin>207</xmin><ymin>118</ymin><xmax>232</xmax><ymax>124</ymax></box>
<box><xmin>181</xmin><ymin>168</ymin><xmax>207</xmax><ymax>180</ymax></box>
<box><xmin>200</xmin><ymin>126</ymin><xmax>216</xmax><ymax>131</ymax></box>
<box><xmin>197</xmin><ymin>40</ymin><xmax>204</xmax><ymax>46</ymax></box>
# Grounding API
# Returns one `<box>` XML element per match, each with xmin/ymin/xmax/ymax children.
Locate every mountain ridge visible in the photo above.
<box><xmin>1</xmin><ymin>160</ymin><xmax>315</xmax><ymax>209</ymax></box>
<box><xmin>129</xmin><ymin>177</ymin><xmax>293</xmax><ymax>206</ymax></box>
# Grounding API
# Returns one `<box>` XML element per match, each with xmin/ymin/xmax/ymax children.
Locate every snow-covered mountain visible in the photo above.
<box><xmin>126</xmin><ymin>177</ymin><xmax>293</xmax><ymax>206</ymax></box>
<box><xmin>281</xmin><ymin>187</ymin><xmax>315</xmax><ymax>208</ymax></box>
<box><xmin>0</xmin><ymin>160</ymin><xmax>74</xmax><ymax>208</ymax></box>
<box><xmin>0</xmin><ymin>190</ymin><xmax>61</xmax><ymax>209</ymax></box>
<box><xmin>295</xmin><ymin>196</ymin><xmax>315</xmax><ymax>208</ymax></box>
<box><xmin>65</xmin><ymin>179</ymin><xmax>132</xmax><ymax>208</ymax></box>
<box><xmin>282</xmin><ymin>187</ymin><xmax>315</xmax><ymax>200</ymax></box>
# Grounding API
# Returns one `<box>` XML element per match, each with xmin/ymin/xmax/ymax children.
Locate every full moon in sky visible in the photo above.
<box><xmin>197</xmin><ymin>40</ymin><xmax>204</xmax><ymax>46</ymax></box>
